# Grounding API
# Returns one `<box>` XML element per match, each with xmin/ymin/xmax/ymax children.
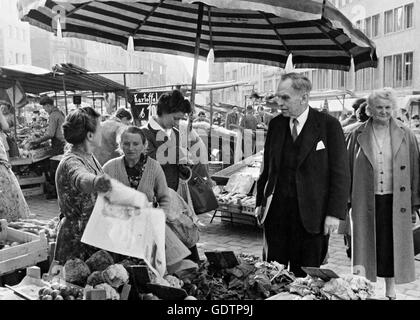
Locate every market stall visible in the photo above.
<box><xmin>0</xmin><ymin>64</ymin><xmax>130</xmax><ymax>197</ymax></box>
<box><xmin>211</xmin><ymin>152</ymin><xmax>263</xmax><ymax>226</ymax></box>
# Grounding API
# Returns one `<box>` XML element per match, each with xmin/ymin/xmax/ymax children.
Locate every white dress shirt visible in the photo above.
<box><xmin>289</xmin><ymin>107</ymin><xmax>309</xmax><ymax>136</ymax></box>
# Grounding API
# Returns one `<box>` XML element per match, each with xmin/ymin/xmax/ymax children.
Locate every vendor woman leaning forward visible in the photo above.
<box><xmin>54</xmin><ymin>107</ymin><xmax>112</xmax><ymax>264</ymax></box>
<box><xmin>347</xmin><ymin>88</ymin><xmax>419</xmax><ymax>299</ymax></box>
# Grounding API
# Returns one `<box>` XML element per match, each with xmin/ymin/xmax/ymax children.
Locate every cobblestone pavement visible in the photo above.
<box><xmin>27</xmin><ymin>195</ymin><xmax>420</xmax><ymax>300</ymax></box>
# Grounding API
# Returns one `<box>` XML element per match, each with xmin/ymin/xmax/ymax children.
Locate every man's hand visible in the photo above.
<box><xmin>255</xmin><ymin>206</ymin><xmax>264</xmax><ymax>228</ymax></box>
<box><xmin>324</xmin><ymin>216</ymin><xmax>340</xmax><ymax>235</ymax></box>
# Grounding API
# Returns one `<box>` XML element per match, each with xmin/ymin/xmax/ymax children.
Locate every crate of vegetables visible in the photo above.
<box><xmin>0</xmin><ymin>219</ymin><xmax>49</xmax><ymax>276</ymax></box>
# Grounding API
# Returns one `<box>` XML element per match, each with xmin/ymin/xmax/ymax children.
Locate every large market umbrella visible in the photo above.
<box><xmin>19</xmin><ymin>0</ymin><xmax>378</xmax><ymax>108</ymax></box>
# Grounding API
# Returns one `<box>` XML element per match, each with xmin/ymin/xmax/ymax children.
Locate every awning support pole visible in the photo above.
<box><xmin>124</xmin><ymin>74</ymin><xmax>128</xmax><ymax>109</ymax></box>
<box><xmin>62</xmin><ymin>77</ymin><xmax>68</xmax><ymax>115</ymax></box>
<box><xmin>101</xmin><ymin>95</ymin><xmax>103</xmax><ymax>115</ymax></box>
<box><xmin>190</xmin><ymin>2</ymin><xmax>204</xmax><ymax>111</ymax></box>
<box><xmin>13</xmin><ymin>83</ymin><xmax>17</xmax><ymax>138</ymax></box>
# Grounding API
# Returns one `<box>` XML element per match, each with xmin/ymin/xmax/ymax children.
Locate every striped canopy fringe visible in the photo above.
<box><xmin>19</xmin><ymin>0</ymin><xmax>378</xmax><ymax>71</ymax></box>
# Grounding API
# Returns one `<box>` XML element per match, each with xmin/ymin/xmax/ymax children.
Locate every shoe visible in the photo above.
<box><xmin>386</xmin><ymin>296</ymin><xmax>397</xmax><ymax>300</ymax></box>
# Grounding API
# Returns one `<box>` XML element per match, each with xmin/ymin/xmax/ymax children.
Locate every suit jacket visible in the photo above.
<box><xmin>256</xmin><ymin>107</ymin><xmax>351</xmax><ymax>234</ymax></box>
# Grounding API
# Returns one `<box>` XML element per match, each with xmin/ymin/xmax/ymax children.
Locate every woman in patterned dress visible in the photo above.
<box><xmin>0</xmin><ymin>111</ymin><xmax>30</xmax><ymax>221</ymax></box>
<box><xmin>54</xmin><ymin>107</ymin><xmax>112</xmax><ymax>264</ymax></box>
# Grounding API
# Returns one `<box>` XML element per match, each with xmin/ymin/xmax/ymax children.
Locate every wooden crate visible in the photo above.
<box><xmin>18</xmin><ymin>173</ymin><xmax>46</xmax><ymax>197</ymax></box>
<box><xmin>241</xmin><ymin>205</ymin><xmax>256</xmax><ymax>216</ymax></box>
<box><xmin>0</xmin><ymin>220</ymin><xmax>49</xmax><ymax>276</ymax></box>
<box><xmin>17</xmin><ymin>173</ymin><xmax>46</xmax><ymax>186</ymax></box>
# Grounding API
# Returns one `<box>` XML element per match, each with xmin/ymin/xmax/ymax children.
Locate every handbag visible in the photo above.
<box><xmin>168</xmin><ymin>188</ymin><xmax>199</xmax><ymax>248</ymax></box>
<box><xmin>188</xmin><ymin>163</ymin><xmax>218</xmax><ymax>215</ymax></box>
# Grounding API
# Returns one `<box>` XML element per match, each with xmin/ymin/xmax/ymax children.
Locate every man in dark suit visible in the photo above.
<box><xmin>255</xmin><ymin>73</ymin><xmax>350</xmax><ymax>277</ymax></box>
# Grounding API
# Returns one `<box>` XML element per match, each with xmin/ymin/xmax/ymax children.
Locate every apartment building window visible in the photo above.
<box><xmin>372</xmin><ymin>14</ymin><xmax>380</xmax><ymax>37</ymax></box>
<box><xmin>394</xmin><ymin>6</ymin><xmax>403</xmax><ymax>32</ymax></box>
<box><xmin>384</xmin><ymin>53</ymin><xmax>413</xmax><ymax>88</ymax></box>
<box><xmin>225</xmin><ymin>72</ymin><xmax>230</xmax><ymax>80</ymax></box>
<box><xmin>365</xmin><ymin>17</ymin><xmax>372</xmax><ymax>38</ymax></box>
<box><xmin>384</xmin><ymin>10</ymin><xmax>394</xmax><ymax>34</ymax></box>
<box><xmin>338</xmin><ymin>71</ymin><xmax>345</xmax><ymax>88</ymax></box>
<box><xmin>405</xmin><ymin>3</ymin><xmax>414</xmax><ymax>28</ymax></box>
<box><xmin>355</xmin><ymin>70</ymin><xmax>363</xmax><ymax>91</ymax></box>
<box><xmin>384</xmin><ymin>56</ymin><xmax>393</xmax><ymax>87</ymax></box>
<box><xmin>393</xmin><ymin>54</ymin><xmax>403</xmax><ymax>87</ymax></box>
<box><xmin>404</xmin><ymin>52</ymin><xmax>413</xmax><ymax>87</ymax></box>
<box><xmin>8</xmin><ymin>25</ymin><xmax>12</xmax><ymax>38</ymax></box>
<box><xmin>232</xmin><ymin>70</ymin><xmax>237</xmax><ymax>81</ymax></box>
<box><xmin>356</xmin><ymin>19</ymin><xmax>362</xmax><ymax>30</ymax></box>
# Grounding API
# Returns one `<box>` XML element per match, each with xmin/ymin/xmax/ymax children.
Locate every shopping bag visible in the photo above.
<box><xmin>187</xmin><ymin>164</ymin><xmax>218</xmax><ymax>215</ymax></box>
<box><xmin>168</xmin><ymin>188</ymin><xmax>199</xmax><ymax>248</ymax></box>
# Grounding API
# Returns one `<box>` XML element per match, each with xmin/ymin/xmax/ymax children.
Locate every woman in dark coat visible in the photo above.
<box><xmin>54</xmin><ymin>107</ymin><xmax>112</xmax><ymax>264</ymax></box>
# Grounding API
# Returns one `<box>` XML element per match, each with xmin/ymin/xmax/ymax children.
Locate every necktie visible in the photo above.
<box><xmin>291</xmin><ymin>118</ymin><xmax>299</xmax><ymax>142</ymax></box>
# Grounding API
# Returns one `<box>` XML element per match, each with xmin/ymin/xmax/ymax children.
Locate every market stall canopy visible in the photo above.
<box><xmin>131</xmin><ymin>80</ymin><xmax>250</xmax><ymax>93</ymax></box>
<box><xmin>0</xmin><ymin>64</ymin><xmax>128</xmax><ymax>95</ymax></box>
<box><xmin>19</xmin><ymin>0</ymin><xmax>377</xmax><ymax>71</ymax></box>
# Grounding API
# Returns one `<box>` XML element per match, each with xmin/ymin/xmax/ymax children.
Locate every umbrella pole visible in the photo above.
<box><xmin>101</xmin><ymin>96</ymin><xmax>103</xmax><ymax>115</ymax></box>
<box><xmin>55</xmin><ymin>91</ymin><xmax>58</xmax><ymax>108</ymax></box>
<box><xmin>210</xmin><ymin>89</ymin><xmax>213</xmax><ymax>134</ymax></box>
<box><xmin>62</xmin><ymin>77</ymin><xmax>68</xmax><ymax>115</ymax></box>
<box><xmin>13</xmin><ymin>83</ymin><xmax>17</xmax><ymax>138</ymax></box>
<box><xmin>92</xmin><ymin>91</ymin><xmax>95</xmax><ymax>109</ymax></box>
<box><xmin>124</xmin><ymin>74</ymin><xmax>128</xmax><ymax>109</ymax></box>
<box><xmin>190</xmin><ymin>3</ymin><xmax>204</xmax><ymax>111</ymax></box>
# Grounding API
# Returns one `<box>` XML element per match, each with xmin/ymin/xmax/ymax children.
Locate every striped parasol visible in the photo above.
<box><xmin>19</xmin><ymin>0</ymin><xmax>377</xmax><ymax>71</ymax></box>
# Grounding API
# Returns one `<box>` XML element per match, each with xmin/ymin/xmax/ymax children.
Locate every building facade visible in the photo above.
<box><xmin>208</xmin><ymin>1</ymin><xmax>419</xmax><ymax>109</ymax></box>
<box><xmin>0</xmin><ymin>0</ymin><xmax>31</xmax><ymax>66</ymax></box>
<box><xmin>208</xmin><ymin>55</ymin><xmax>283</xmax><ymax>107</ymax></box>
<box><xmin>306</xmin><ymin>0</ymin><xmax>418</xmax><ymax>99</ymax></box>
<box><xmin>31</xmin><ymin>27</ymin><xmax>87</xmax><ymax>70</ymax></box>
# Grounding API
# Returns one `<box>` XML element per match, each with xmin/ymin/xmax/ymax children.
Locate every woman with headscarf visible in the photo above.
<box><xmin>346</xmin><ymin>88</ymin><xmax>420</xmax><ymax>299</ymax></box>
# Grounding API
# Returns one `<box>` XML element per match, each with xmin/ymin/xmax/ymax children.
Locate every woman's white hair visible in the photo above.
<box><xmin>367</xmin><ymin>87</ymin><xmax>399</xmax><ymax>110</ymax></box>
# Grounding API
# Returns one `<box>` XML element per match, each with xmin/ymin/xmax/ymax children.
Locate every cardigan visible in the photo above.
<box><xmin>103</xmin><ymin>155</ymin><xmax>171</xmax><ymax>214</ymax></box>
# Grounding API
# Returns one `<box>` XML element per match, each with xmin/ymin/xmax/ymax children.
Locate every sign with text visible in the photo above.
<box><xmin>129</xmin><ymin>91</ymin><xmax>162</xmax><ymax>125</ymax></box>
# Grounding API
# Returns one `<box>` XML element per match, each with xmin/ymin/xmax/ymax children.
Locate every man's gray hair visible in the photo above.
<box><xmin>280</xmin><ymin>72</ymin><xmax>312</xmax><ymax>94</ymax></box>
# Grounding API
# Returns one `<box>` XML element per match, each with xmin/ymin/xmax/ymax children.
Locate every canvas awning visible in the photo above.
<box><xmin>0</xmin><ymin>64</ymin><xmax>128</xmax><ymax>95</ymax></box>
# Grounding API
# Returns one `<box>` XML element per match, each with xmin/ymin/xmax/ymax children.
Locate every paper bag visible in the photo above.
<box><xmin>81</xmin><ymin>192</ymin><xmax>166</xmax><ymax>277</ymax></box>
<box><xmin>165</xmin><ymin>225</ymin><xmax>191</xmax><ymax>266</ymax></box>
<box><xmin>104</xmin><ymin>179</ymin><xmax>149</xmax><ymax>208</ymax></box>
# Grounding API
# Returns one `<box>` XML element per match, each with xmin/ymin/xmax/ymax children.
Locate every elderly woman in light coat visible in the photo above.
<box><xmin>346</xmin><ymin>88</ymin><xmax>420</xmax><ymax>300</ymax></box>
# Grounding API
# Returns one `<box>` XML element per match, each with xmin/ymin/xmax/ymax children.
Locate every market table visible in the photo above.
<box><xmin>210</xmin><ymin>152</ymin><xmax>263</xmax><ymax>226</ymax></box>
